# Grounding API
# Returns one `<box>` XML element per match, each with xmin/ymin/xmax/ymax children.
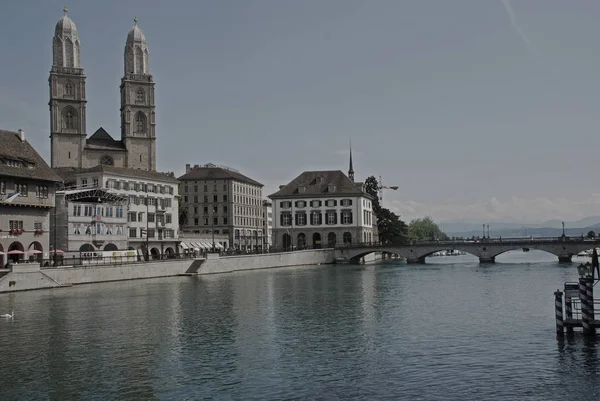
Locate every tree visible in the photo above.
<box><xmin>364</xmin><ymin>175</ymin><xmax>381</xmax><ymax>215</ymax></box>
<box><xmin>364</xmin><ymin>175</ymin><xmax>407</xmax><ymax>244</ymax></box>
<box><xmin>377</xmin><ymin>207</ymin><xmax>408</xmax><ymax>244</ymax></box>
<box><xmin>588</xmin><ymin>230</ymin><xmax>596</xmax><ymax>239</ymax></box>
<box><xmin>178</xmin><ymin>183</ymin><xmax>187</xmax><ymax>227</ymax></box>
<box><xmin>408</xmin><ymin>216</ymin><xmax>449</xmax><ymax>241</ymax></box>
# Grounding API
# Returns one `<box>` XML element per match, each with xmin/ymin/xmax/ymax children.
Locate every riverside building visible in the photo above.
<box><xmin>179</xmin><ymin>163</ymin><xmax>264</xmax><ymax>251</ymax></box>
<box><xmin>0</xmin><ymin>130</ymin><xmax>62</xmax><ymax>266</ymax></box>
<box><xmin>268</xmin><ymin>170</ymin><xmax>375</xmax><ymax>249</ymax></box>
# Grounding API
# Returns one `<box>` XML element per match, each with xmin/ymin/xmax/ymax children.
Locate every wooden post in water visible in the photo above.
<box><xmin>586</xmin><ymin>278</ymin><xmax>596</xmax><ymax>336</ymax></box>
<box><xmin>564</xmin><ymin>296</ymin><xmax>574</xmax><ymax>335</ymax></box>
<box><xmin>554</xmin><ymin>290</ymin><xmax>564</xmax><ymax>336</ymax></box>
<box><xmin>579</xmin><ymin>277</ymin><xmax>592</xmax><ymax>336</ymax></box>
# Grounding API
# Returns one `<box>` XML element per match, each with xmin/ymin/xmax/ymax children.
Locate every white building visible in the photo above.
<box><xmin>262</xmin><ymin>200</ymin><xmax>273</xmax><ymax>249</ymax></box>
<box><xmin>54</xmin><ymin>165</ymin><xmax>179</xmax><ymax>258</ymax></box>
<box><xmin>268</xmin><ymin>170</ymin><xmax>375</xmax><ymax>249</ymax></box>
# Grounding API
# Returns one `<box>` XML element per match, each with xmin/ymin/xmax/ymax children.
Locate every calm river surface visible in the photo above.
<box><xmin>1</xmin><ymin>251</ymin><xmax>600</xmax><ymax>400</ymax></box>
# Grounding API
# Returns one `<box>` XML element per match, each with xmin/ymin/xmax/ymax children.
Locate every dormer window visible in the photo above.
<box><xmin>298</xmin><ymin>186</ymin><xmax>306</xmax><ymax>193</ymax></box>
<box><xmin>328</xmin><ymin>184</ymin><xmax>336</xmax><ymax>193</ymax></box>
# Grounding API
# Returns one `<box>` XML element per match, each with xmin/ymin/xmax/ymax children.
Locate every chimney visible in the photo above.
<box><xmin>17</xmin><ymin>129</ymin><xmax>25</xmax><ymax>142</ymax></box>
<box><xmin>279</xmin><ymin>185</ymin><xmax>286</xmax><ymax>190</ymax></box>
<box><xmin>185</xmin><ymin>163</ymin><xmax>191</xmax><ymax>173</ymax></box>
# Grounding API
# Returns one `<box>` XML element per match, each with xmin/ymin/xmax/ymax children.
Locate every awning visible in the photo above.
<box><xmin>192</xmin><ymin>242</ymin><xmax>205</xmax><ymax>250</ymax></box>
<box><xmin>180</xmin><ymin>242</ymin><xmax>189</xmax><ymax>250</ymax></box>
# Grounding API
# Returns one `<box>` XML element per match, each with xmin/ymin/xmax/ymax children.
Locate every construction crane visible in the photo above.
<box><xmin>378</xmin><ymin>175</ymin><xmax>398</xmax><ymax>206</ymax></box>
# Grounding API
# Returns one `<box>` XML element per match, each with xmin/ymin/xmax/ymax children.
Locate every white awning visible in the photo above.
<box><xmin>180</xmin><ymin>242</ymin><xmax>189</xmax><ymax>250</ymax></box>
<box><xmin>193</xmin><ymin>241</ymin><xmax>207</xmax><ymax>250</ymax></box>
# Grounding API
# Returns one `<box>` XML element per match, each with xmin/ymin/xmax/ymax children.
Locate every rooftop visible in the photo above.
<box><xmin>54</xmin><ymin>165</ymin><xmax>178</xmax><ymax>185</ymax></box>
<box><xmin>268</xmin><ymin>170</ymin><xmax>371</xmax><ymax>199</ymax></box>
<box><xmin>0</xmin><ymin>129</ymin><xmax>62</xmax><ymax>183</ymax></box>
<box><xmin>179</xmin><ymin>163</ymin><xmax>263</xmax><ymax>187</ymax></box>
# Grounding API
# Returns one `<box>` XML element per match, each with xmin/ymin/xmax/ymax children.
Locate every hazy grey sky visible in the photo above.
<box><xmin>1</xmin><ymin>0</ymin><xmax>600</xmax><ymax>223</ymax></box>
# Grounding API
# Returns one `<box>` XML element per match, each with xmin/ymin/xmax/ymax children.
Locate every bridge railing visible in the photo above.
<box><xmin>334</xmin><ymin>237</ymin><xmax>600</xmax><ymax>250</ymax></box>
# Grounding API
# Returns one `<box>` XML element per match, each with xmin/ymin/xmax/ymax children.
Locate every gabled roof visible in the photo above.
<box><xmin>0</xmin><ymin>130</ymin><xmax>62</xmax><ymax>182</ymax></box>
<box><xmin>85</xmin><ymin>128</ymin><xmax>127</xmax><ymax>151</ymax></box>
<box><xmin>269</xmin><ymin>170</ymin><xmax>371</xmax><ymax>199</ymax></box>
<box><xmin>88</xmin><ymin>127</ymin><xmax>114</xmax><ymax>141</ymax></box>
<box><xmin>178</xmin><ymin>164</ymin><xmax>263</xmax><ymax>187</ymax></box>
<box><xmin>54</xmin><ymin>165</ymin><xmax>179</xmax><ymax>185</ymax></box>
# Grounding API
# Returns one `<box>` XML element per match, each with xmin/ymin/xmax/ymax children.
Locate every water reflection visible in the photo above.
<box><xmin>1</xmin><ymin>260</ymin><xmax>600</xmax><ymax>400</ymax></box>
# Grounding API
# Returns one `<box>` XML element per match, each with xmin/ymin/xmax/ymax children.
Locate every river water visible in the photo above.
<box><xmin>1</xmin><ymin>251</ymin><xmax>599</xmax><ymax>400</ymax></box>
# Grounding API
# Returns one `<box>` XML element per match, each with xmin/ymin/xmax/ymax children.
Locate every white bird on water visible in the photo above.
<box><xmin>1</xmin><ymin>310</ymin><xmax>14</xmax><ymax>319</ymax></box>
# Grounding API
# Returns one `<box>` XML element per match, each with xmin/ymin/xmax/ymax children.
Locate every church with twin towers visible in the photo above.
<box><xmin>50</xmin><ymin>7</ymin><xmax>156</xmax><ymax>171</ymax></box>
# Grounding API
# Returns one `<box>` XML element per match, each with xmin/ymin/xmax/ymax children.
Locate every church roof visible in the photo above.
<box><xmin>178</xmin><ymin>164</ymin><xmax>263</xmax><ymax>187</ymax></box>
<box><xmin>0</xmin><ymin>130</ymin><xmax>62</xmax><ymax>183</ymax></box>
<box><xmin>55</xmin><ymin>8</ymin><xmax>78</xmax><ymax>34</ymax></box>
<box><xmin>268</xmin><ymin>170</ymin><xmax>370</xmax><ymax>199</ymax></box>
<box><xmin>127</xmin><ymin>18</ymin><xmax>147</xmax><ymax>43</ymax></box>
<box><xmin>85</xmin><ymin>128</ymin><xmax>127</xmax><ymax>151</ymax></box>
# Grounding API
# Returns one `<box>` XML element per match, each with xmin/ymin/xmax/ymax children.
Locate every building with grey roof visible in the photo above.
<box><xmin>0</xmin><ymin>129</ymin><xmax>62</xmax><ymax>266</ymax></box>
<box><xmin>268</xmin><ymin>169</ymin><xmax>375</xmax><ymax>249</ymax></box>
<box><xmin>179</xmin><ymin>163</ymin><xmax>264</xmax><ymax>251</ymax></box>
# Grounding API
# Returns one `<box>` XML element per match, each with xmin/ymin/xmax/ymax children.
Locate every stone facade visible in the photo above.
<box><xmin>0</xmin><ymin>130</ymin><xmax>61</xmax><ymax>266</ymax></box>
<box><xmin>269</xmin><ymin>170</ymin><xmax>375</xmax><ymax>249</ymax></box>
<box><xmin>179</xmin><ymin>163</ymin><xmax>264</xmax><ymax>251</ymax></box>
<box><xmin>49</xmin><ymin>10</ymin><xmax>156</xmax><ymax>171</ymax></box>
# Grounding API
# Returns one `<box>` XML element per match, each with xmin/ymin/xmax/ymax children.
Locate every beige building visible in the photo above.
<box><xmin>262</xmin><ymin>200</ymin><xmax>273</xmax><ymax>249</ymax></box>
<box><xmin>0</xmin><ymin>130</ymin><xmax>61</xmax><ymax>266</ymax></box>
<box><xmin>269</xmin><ymin>170</ymin><xmax>375</xmax><ymax>249</ymax></box>
<box><xmin>179</xmin><ymin>163</ymin><xmax>264</xmax><ymax>251</ymax></box>
<box><xmin>54</xmin><ymin>166</ymin><xmax>179</xmax><ymax>259</ymax></box>
<box><xmin>49</xmin><ymin>9</ymin><xmax>156</xmax><ymax>171</ymax></box>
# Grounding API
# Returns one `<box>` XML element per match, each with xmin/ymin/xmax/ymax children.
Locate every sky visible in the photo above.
<box><xmin>1</xmin><ymin>0</ymin><xmax>600</xmax><ymax>224</ymax></box>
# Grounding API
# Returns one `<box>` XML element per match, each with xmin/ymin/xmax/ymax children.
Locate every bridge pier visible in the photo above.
<box><xmin>407</xmin><ymin>257</ymin><xmax>426</xmax><ymax>264</ymax></box>
<box><xmin>558</xmin><ymin>255</ymin><xmax>572</xmax><ymax>263</ymax></box>
<box><xmin>479</xmin><ymin>256</ymin><xmax>495</xmax><ymax>264</ymax></box>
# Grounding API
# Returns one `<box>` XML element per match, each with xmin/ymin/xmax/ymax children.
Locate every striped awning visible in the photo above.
<box><xmin>180</xmin><ymin>242</ymin><xmax>189</xmax><ymax>250</ymax></box>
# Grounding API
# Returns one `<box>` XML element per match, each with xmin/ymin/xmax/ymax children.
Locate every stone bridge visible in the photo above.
<box><xmin>335</xmin><ymin>237</ymin><xmax>600</xmax><ymax>264</ymax></box>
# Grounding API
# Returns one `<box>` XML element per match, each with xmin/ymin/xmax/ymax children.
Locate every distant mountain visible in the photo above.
<box><xmin>441</xmin><ymin>216</ymin><xmax>600</xmax><ymax>238</ymax></box>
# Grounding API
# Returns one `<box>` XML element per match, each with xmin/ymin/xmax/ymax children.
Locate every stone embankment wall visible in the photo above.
<box><xmin>0</xmin><ymin>249</ymin><xmax>336</xmax><ymax>293</ymax></box>
<box><xmin>198</xmin><ymin>249</ymin><xmax>335</xmax><ymax>275</ymax></box>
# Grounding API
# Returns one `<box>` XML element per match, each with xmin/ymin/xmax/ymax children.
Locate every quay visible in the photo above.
<box><xmin>0</xmin><ymin>248</ymin><xmax>335</xmax><ymax>293</ymax></box>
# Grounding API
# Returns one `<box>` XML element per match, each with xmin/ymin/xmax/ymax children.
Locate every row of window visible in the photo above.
<box><xmin>8</xmin><ymin>220</ymin><xmax>43</xmax><ymax>230</ymax></box>
<box><xmin>280</xmin><ymin>199</ymin><xmax>353</xmax><ymax>209</ymax></box>
<box><xmin>235</xmin><ymin>217</ymin><xmax>262</xmax><ymax>227</ymax></box>
<box><xmin>234</xmin><ymin>229</ymin><xmax>263</xmax><ymax>238</ymax></box>
<box><xmin>127</xmin><ymin>212</ymin><xmax>173</xmax><ymax>224</ymax></box>
<box><xmin>233</xmin><ymin>195</ymin><xmax>262</xmax><ymax>206</ymax></box>
<box><xmin>185</xmin><ymin>194</ymin><xmax>228</xmax><ymax>204</ymax></box>
<box><xmin>233</xmin><ymin>183</ymin><xmax>261</xmax><ymax>197</ymax></box>
<box><xmin>184</xmin><ymin>183</ymin><xmax>228</xmax><ymax>193</ymax></box>
<box><xmin>102</xmin><ymin>179</ymin><xmax>174</xmax><ymax>194</ymax></box>
<box><xmin>280</xmin><ymin>231</ymin><xmax>375</xmax><ymax>246</ymax></box>
<box><xmin>129</xmin><ymin>228</ymin><xmax>175</xmax><ymax>239</ymax></box>
<box><xmin>73</xmin><ymin>205</ymin><xmax>125</xmax><ymax>218</ymax></box>
<box><xmin>0</xmin><ymin>182</ymin><xmax>49</xmax><ymax>199</ymax></box>
<box><xmin>72</xmin><ymin>224</ymin><xmax>125</xmax><ymax>236</ymax></box>
<box><xmin>280</xmin><ymin>211</ymin><xmax>353</xmax><ymax>226</ymax></box>
<box><xmin>129</xmin><ymin>196</ymin><xmax>173</xmax><ymax>208</ymax></box>
<box><xmin>192</xmin><ymin>216</ymin><xmax>229</xmax><ymax>226</ymax></box>
<box><xmin>191</xmin><ymin>205</ymin><xmax>228</xmax><ymax>215</ymax></box>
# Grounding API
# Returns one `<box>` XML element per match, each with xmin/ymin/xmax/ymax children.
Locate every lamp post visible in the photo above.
<box><xmin>487</xmin><ymin>224</ymin><xmax>490</xmax><ymax>239</ymax></box>
<box><xmin>562</xmin><ymin>221</ymin><xmax>565</xmax><ymax>237</ymax></box>
<box><xmin>482</xmin><ymin>224</ymin><xmax>485</xmax><ymax>239</ymax></box>
<box><xmin>211</xmin><ymin>215</ymin><xmax>215</xmax><ymax>253</ymax></box>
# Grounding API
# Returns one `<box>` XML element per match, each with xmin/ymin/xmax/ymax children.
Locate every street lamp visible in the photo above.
<box><xmin>487</xmin><ymin>224</ymin><xmax>490</xmax><ymax>239</ymax></box>
<box><xmin>482</xmin><ymin>224</ymin><xmax>485</xmax><ymax>239</ymax></box>
<box><xmin>562</xmin><ymin>221</ymin><xmax>565</xmax><ymax>237</ymax></box>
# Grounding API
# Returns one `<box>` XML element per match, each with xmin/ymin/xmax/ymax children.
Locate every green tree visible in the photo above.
<box><xmin>377</xmin><ymin>207</ymin><xmax>408</xmax><ymax>244</ymax></box>
<box><xmin>364</xmin><ymin>175</ymin><xmax>407</xmax><ymax>244</ymax></box>
<box><xmin>364</xmin><ymin>175</ymin><xmax>381</xmax><ymax>215</ymax></box>
<box><xmin>408</xmin><ymin>216</ymin><xmax>449</xmax><ymax>241</ymax></box>
<box><xmin>178</xmin><ymin>183</ymin><xmax>187</xmax><ymax>227</ymax></box>
<box><xmin>588</xmin><ymin>230</ymin><xmax>596</xmax><ymax>238</ymax></box>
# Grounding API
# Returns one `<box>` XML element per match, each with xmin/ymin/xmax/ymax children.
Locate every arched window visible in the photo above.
<box><xmin>63</xmin><ymin>108</ymin><xmax>77</xmax><ymax>130</ymax></box>
<box><xmin>297</xmin><ymin>233</ymin><xmax>306</xmax><ymax>249</ymax></box>
<box><xmin>328</xmin><ymin>232</ymin><xmax>337</xmax><ymax>246</ymax></box>
<box><xmin>136</xmin><ymin>88</ymin><xmax>145</xmax><ymax>103</ymax></box>
<box><xmin>135</xmin><ymin>112</ymin><xmax>146</xmax><ymax>134</ymax></box>
<box><xmin>343</xmin><ymin>232</ymin><xmax>352</xmax><ymax>244</ymax></box>
<box><xmin>100</xmin><ymin>155</ymin><xmax>114</xmax><ymax>166</ymax></box>
<box><xmin>65</xmin><ymin>81</ymin><xmax>74</xmax><ymax>96</ymax></box>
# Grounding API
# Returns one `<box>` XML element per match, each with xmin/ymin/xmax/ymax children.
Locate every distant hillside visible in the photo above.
<box><xmin>441</xmin><ymin>216</ymin><xmax>600</xmax><ymax>238</ymax></box>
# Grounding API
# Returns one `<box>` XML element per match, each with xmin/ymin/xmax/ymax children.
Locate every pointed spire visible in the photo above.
<box><xmin>348</xmin><ymin>139</ymin><xmax>354</xmax><ymax>182</ymax></box>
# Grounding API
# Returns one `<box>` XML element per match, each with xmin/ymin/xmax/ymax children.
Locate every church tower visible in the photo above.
<box><xmin>121</xmin><ymin>18</ymin><xmax>156</xmax><ymax>171</ymax></box>
<box><xmin>49</xmin><ymin>6</ymin><xmax>87</xmax><ymax>168</ymax></box>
